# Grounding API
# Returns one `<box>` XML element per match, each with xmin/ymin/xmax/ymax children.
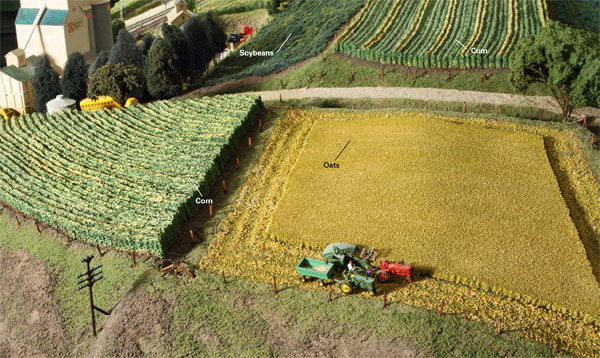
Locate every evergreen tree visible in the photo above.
<box><xmin>108</xmin><ymin>29</ymin><xmax>144</xmax><ymax>69</ymax></box>
<box><xmin>32</xmin><ymin>55</ymin><xmax>61</xmax><ymax>112</ymax></box>
<box><xmin>201</xmin><ymin>12</ymin><xmax>226</xmax><ymax>58</ymax></box>
<box><xmin>88</xmin><ymin>63</ymin><xmax>145</xmax><ymax>105</ymax></box>
<box><xmin>61</xmin><ymin>52</ymin><xmax>88</xmax><ymax>102</ymax></box>
<box><xmin>185</xmin><ymin>0</ymin><xmax>196</xmax><ymax>12</ymax></box>
<box><xmin>510</xmin><ymin>21</ymin><xmax>600</xmax><ymax>120</ymax></box>
<box><xmin>145</xmin><ymin>37</ymin><xmax>182</xmax><ymax>100</ymax></box>
<box><xmin>89</xmin><ymin>49</ymin><xmax>109</xmax><ymax>75</ymax></box>
<box><xmin>112</xmin><ymin>19</ymin><xmax>125</xmax><ymax>43</ymax></box>
<box><xmin>159</xmin><ymin>23</ymin><xmax>190</xmax><ymax>78</ymax></box>
<box><xmin>183</xmin><ymin>16</ymin><xmax>212</xmax><ymax>74</ymax></box>
<box><xmin>138</xmin><ymin>33</ymin><xmax>155</xmax><ymax>56</ymax></box>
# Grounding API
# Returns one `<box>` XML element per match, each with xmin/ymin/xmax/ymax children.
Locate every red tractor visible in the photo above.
<box><xmin>375</xmin><ymin>260</ymin><xmax>413</xmax><ymax>283</ymax></box>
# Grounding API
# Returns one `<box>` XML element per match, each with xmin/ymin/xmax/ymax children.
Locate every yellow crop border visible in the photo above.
<box><xmin>200</xmin><ymin>109</ymin><xmax>600</xmax><ymax>357</ymax></box>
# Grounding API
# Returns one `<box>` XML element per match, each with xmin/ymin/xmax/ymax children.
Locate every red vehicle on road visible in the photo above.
<box><xmin>375</xmin><ymin>260</ymin><xmax>413</xmax><ymax>283</ymax></box>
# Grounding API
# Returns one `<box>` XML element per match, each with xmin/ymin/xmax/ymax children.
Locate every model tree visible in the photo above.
<box><xmin>267</xmin><ymin>0</ymin><xmax>280</xmax><ymax>16</ymax></box>
<box><xmin>185</xmin><ymin>0</ymin><xmax>196</xmax><ymax>12</ymax></box>
<box><xmin>89</xmin><ymin>49</ymin><xmax>109</xmax><ymax>75</ymax></box>
<box><xmin>159</xmin><ymin>23</ymin><xmax>190</xmax><ymax>78</ymax></box>
<box><xmin>183</xmin><ymin>16</ymin><xmax>212</xmax><ymax>75</ymax></box>
<box><xmin>32</xmin><ymin>55</ymin><xmax>61</xmax><ymax>112</ymax></box>
<box><xmin>108</xmin><ymin>29</ymin><xmax>144</xmax><ymax>69</ymax></box>
<box><xmin>145</xmin><ymin>37</ymin><xmax>183</xmax><ymax>99</ymax></box>
<box><xmin>61</xmin><ymin>52</ymin><xmax>88</xmax><ymax>102</ymax></box>
<box><xmin>510</xmin><ymin>21</ymin><xmax>600</xmax><ymax>121</ymax></box>
<box><xmin>88</xmin><ymin>63</ymin><xmax>145</xmax><ymax>105</ymax></box>
<box><xmin>138</xmin><ymin>33</ymin><xmax>155</xmax><ymax>56</ymax></box>
<box><xmin>111</xmin><ymin>19</ymin><xmax>125</xmax><ymax>43</ymax></box>
<box><xmin>202</xmin><ymin>12</ymin><xmax>227</xmax><ymax>59</ymax></box>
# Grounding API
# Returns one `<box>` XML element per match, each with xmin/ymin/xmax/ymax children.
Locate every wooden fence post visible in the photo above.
<box><xmin>272</xmin><ymin>275</ymin><xmax>278</xmax><ymax>294</ymax></box>
<box><xmin>583</xmin><ymin>115</ymin><xmax>587</xmax><ymax>128</ymax></box>
<box><xmin>496</xmin><ymin>320</ymin><xmax>502</xmax><ymax>334</ymax></box>
<box><xmin>258</xmin><ymin>119</ymin><xmax>263</xmax><ymax>131</ymax></box>
<box><xmin>35</xmin><ymin>221</ymin><xmax>42</xmax><ymax>236</ymax></box>
<box><xmin>462</xmin><ymin>102</ymin><xmax>467</xmax><ymax>113</ymax></box>
<box><xmin>498</xmin><ymin>105</ymin><xmax>503</xmax><ymax>115</ymax></box>
<box><xmin>380</xmin><ymin>66</ymin><xmax>384</xmax><ymax>79</ymax></box>
<box><xmin>209</xmin><ymin>204</ymin><xmax>214</xmax><ymax>217</ymax></box>
<box><xmin>131</xmin><ymin>252</ymin><xmax>136</xmax><ymax>268</ymax></box>
<box><xmin>236</xmin><ymin>157</ymin><xmax>240</xmax><ymax>169</ymax></box>
<box><xmin>387</xmin><ymin>100</ymin><xmax>391</xmax><ymax>109</ymax></box>
<box><xmin>222</xmin><ymin>180</ymin><xmax>228</xmax><ymax>193</ymax></box>
<box><xmin>328</xmin><ymin>285</ymin><xmax>332</xmax><ymax>302</ymax></box>
<box><xmin>222</xmin><ymin>271</ymin><xmax>227</xmax><ymax>284</ymax></box>
<box><xmin>248</xmin><ymin>136</ymin><xmax>252</xmax><ymax>148</ymax></box>
<box><xmin>189</xmin><ymin>229</ymin><xmax>195</xmax><ymax>242</ymax></box>
<box><xmin>438</xmin><ymin>301</ymin><xmax>444</xmax><ymax>317</ymax></box>
<box><xmin>424</xmin><ymin>101</ymin><xmax>428</xmax><ymax>111</ymax></box>
<box><xmin>383</xmin><ymin>291</ymin><xmax>387</xmax><ymax>308</ymax></box>
<box><xmin>279</xmin><ymin>93</ymin><xmax>282</xmax><ymax>102</ymax></box>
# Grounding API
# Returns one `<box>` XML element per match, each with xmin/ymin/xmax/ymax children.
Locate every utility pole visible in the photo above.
<box><xmin>77</xmin><ymin>255</ymin><xmax>110</xmax><ymax>336</ymax></box>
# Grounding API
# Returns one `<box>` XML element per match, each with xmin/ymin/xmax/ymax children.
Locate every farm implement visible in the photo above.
<box><xmin>295</xmin><ymin>242</ymin><xmax>414</xmax><ymax>295</ymax></box>
<box><xmin>375</xmin><ymin>260</ymin><xmax>413</xmax><ymax>283</ymax></box>
<box><xmin>295</xmin><ymin>257</ymin><xmax>376</xmax><ymax>295</ymax></box>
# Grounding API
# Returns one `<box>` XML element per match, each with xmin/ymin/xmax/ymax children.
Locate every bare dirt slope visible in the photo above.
<box><xmin>0</xmin><ymin>247</ymin><xmax>68</xmax><ymax>357</ymax></box>
<box><xmin>88</xmin><ymin>289</ymin><xmax>173</xmax><ymax>358</ymax></box>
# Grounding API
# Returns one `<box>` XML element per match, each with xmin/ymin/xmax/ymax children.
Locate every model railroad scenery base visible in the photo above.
<box><xmin>0</xmin><ymin>94</ymin><xmax>264</xmax><ymax>257</ymax></box>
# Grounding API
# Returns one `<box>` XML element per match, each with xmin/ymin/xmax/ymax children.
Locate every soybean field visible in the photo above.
<box><xmin>0</xmin><ymin>95</ymin><xmax>263</xmax><ymax>257</ymax></box>
<box><xmin>336</xmin><ymin>0</ymin><xmax>549</xmax><ymax>68</ymax></box>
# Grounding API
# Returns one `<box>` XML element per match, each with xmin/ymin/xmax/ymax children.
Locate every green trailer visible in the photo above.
<box><xmin>296</xmin><ymin>257</ymin><xmax>377</xmax><ymax>295</ymax></box>
<box><xmin>295</xmin><ymin>257</ymin><xmax>335</xmax><ymax>286</ymax></box>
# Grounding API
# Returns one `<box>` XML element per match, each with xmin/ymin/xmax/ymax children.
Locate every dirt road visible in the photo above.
<box><xmin>232</xmin><ymin>86</ymin><xmax>600</xmax><ymax>118</ymax></box>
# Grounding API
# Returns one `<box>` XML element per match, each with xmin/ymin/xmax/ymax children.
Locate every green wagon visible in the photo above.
<box><xmin>295</xmin><ymin>257</ymin><xmax>335</xmax><ymax>286</ymax></box>
<box><xmin>296</xmin><ymin>257</ymin><xmax>377</xmax><ymax>295</ymax></box>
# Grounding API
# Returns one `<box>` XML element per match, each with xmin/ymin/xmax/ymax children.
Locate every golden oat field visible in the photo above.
<box><xmin>266</xmin><ymin>113</ymin><xmax>600</xmax><ymax>314</ymax></box>
<box><xmin>201</xmin><ymin>110</ymin><xmax>600</xmax><ymax>356</ymax></box>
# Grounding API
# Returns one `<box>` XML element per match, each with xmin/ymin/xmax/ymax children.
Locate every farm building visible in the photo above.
<box><xmin>167</xmin><ymin>0</ymin><xmax>195</xmax><ymax>27</ymax></box>
<box><xmin>1</xmin><ymin>0</ymin><xmax>114</xmax><ymax>114</ymax></box>
<box><xmin>0</xmin><ymin>52</ymin><xmax>38</xmax><ymax>114</ymax></box>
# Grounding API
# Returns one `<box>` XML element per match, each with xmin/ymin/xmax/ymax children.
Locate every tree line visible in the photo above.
<box><xmin>33</xmin><ymin>13</ymin><xmax>226</xmax><ymax>112</ymax></box>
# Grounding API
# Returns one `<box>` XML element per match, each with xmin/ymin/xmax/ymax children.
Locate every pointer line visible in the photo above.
<box><xmin>277</xmin><ymin>33</ymin><xmax>292</xmax><ymax>53</ymax></box>
<box><xmin>334</xmin><ymin>141</ymin><xmax>350</xmax><ymax>161</ymax></box>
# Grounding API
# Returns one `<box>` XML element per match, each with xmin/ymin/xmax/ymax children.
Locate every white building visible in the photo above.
<box><xmin>1</xmin><ymin>0</ymin><xmax>113</xmax><ymax>114</ymax></box>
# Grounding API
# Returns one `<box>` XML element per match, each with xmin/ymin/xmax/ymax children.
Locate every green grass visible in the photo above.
<box><xmin>207</xmin><ymin>50</ymin><xmax>551</xmax><ymax>96</ymax></box>
<box><xmin>0</xmin><ymin>212</ymin><xmax>155</xmax><ymax>353</ymax></box>
<box><xmin>267</xmin><ymin>112</ymin><xmax>600</xmax><ymax>314</ymax></box>
<box><xmin>196</xmin><ymin>0</ymin><xmax>266</xmax><ymax>16</ymax></box>
<box><xmin>217</xmin><ymin>9</ymin><xmax>269</xmax><ymax>34</ymax></box>
<box><xmin>0</xmin><ymin>210</ymin><xmax>573</xmax><ymax>357</ymax></box>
